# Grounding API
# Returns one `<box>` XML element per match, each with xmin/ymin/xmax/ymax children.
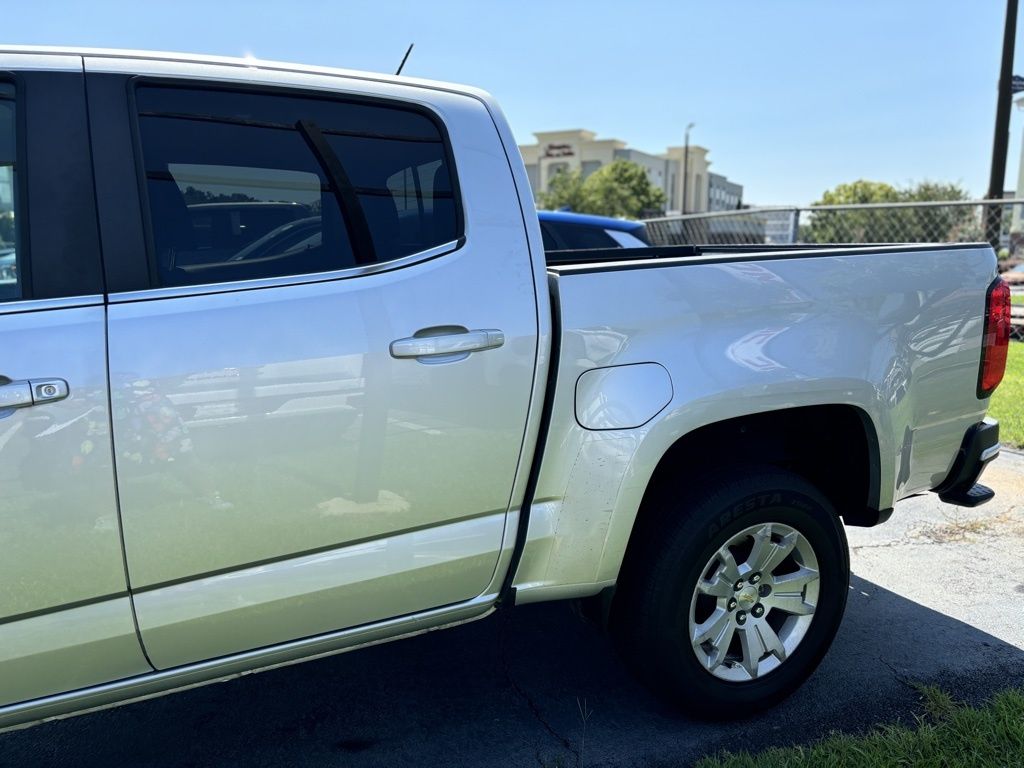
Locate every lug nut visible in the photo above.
<box><xmin>736</xmin><ymin>611</ymin><xmax>747</xmax><ymax>625</ymax></box>
<box><xmin>751</xmin><ymin>604</ymin><xmax>765</xmax><ymax>618</ymax></box>
<box><xmin>758</xmin><ymin>584</ymin><xmax>772</xmax><ymax>597</ymax></box>
<box><xmin>727</xmin><ymin>598</ymin><xmax>737</xmax><ymax>611</ymax></box>
<box><xmin>734</xmin><ymin>580</ymin><xmax>745</xmax><ymax>591</ymax></box>
<box><xmin>749</xmin><ymin>573</ymin><xmax>761</xmax><ymax>584</ymax></box>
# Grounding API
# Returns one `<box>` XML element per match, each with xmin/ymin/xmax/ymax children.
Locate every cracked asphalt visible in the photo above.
<box><xmin>2</xmin><ymin>454</ymin><xmax>1023</xmax><ymax>767</ymax></box>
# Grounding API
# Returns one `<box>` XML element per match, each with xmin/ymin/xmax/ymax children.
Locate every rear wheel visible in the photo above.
<box><xmin>613</xmin><ymin>467</ymin><xmax>849</xmax><ymax>717</ymax></box>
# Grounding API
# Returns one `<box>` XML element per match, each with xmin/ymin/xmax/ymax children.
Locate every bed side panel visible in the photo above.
<box><xmin>513</xmin><ymin>246</ymin><xmax>995</xmax><ymax>600</ymax></box>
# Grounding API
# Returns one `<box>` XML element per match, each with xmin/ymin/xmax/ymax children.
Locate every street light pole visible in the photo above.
<box><xmin>682</xmin><ymin>122</ymin><xmax>694</xmax><ymax>214</ymax></box>
<box><xmin>985</xmin><ymin>0</ymin><xmax>1019</xmax><ymax>249</ymax></box>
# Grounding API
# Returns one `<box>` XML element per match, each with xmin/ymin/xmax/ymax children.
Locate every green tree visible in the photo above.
<box><xmin>536</xmin><ymin>169</ymin><xmax>588</xmax><ymax>213</ymax></box>
<box><xmin>581</xmin><ymin>160</ymin><xmax>666</xmax><ymax>218</ymax></box>
<box><xmin>537</xmin><ymin>160</ymin><xmax>665</xmax><ymax>219</ymax></box>
<box><xmin>805</xmin><ymin>179</ymin><xmax>975</xmax><ymax>244</ymax></box>
<box><xmin>901</xmin><ymin>181</ymin><xmax>980</xmax><ymax>243</ymax></box>
<box><xmin>804</xmin><ymin>180</ymin><xmax>899</xmax><ymax>243</ymax></box>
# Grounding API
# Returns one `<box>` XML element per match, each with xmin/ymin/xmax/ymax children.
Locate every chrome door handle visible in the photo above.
<box><xmin>0</xmin><ymin>378</ymin><xmax>69</xmax><ymax>409</ymax></box>
<box><xmin>390</xmin><ymin>329</ymin><xmax>505</xmax><ymax>360</ymax></box>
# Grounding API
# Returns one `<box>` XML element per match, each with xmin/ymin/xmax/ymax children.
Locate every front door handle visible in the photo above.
<box><xmin>390</xmin><ymin>329</ymin><xmax>505</xmax><ymax>361</ymax></box>
<box><xmin>0</xmin><ymin>378</ymin><xmax>70</xmax><ymax>410</ymax></box>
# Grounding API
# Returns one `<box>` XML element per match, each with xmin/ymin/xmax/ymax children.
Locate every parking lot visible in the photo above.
<box><xmin>1</xmin><ymin>453</ymin><xmax>1022</xmax><ymax>768</ymax></box>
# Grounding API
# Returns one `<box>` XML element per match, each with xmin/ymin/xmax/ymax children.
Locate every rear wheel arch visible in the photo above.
<box><xmin>615</xmin><ymin>404</ymin><xmax>878</xmax><ymax>588</ymax></box>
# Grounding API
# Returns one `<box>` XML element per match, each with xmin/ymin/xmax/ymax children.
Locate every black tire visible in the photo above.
<box><xmin>612</xmin><ymin>466</ymin><xmax>849</xmax><ymax>718</ymax></box>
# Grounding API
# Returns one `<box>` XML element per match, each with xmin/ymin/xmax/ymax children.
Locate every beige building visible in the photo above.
<box><xmin>519</xmin><ymin>129</ymin><xmax>739</xmax><ymax>215</ymax></box>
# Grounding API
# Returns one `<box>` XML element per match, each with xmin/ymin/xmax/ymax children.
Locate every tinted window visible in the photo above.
<box><xmin>539</xmin><ymin>222</ymin><xmax>558</xmax><ymax>251</ymax></box>
<box><xmin>547</xmin><ymin>221</ymin><xmax>620</xmax><ymax>250</ymax></box>
<box><xmin>0</xmin><ymin>83</ymin><xmax>20</xmax><ymax>301</ymax></box>
<box><xmin>135</xmin><ymin>86</ymin><xmax>460</xmax><ymax>287</ymax></box>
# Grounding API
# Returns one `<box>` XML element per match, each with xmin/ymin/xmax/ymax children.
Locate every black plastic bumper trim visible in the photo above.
<box><xmin>934</xmin><ymin>418</ymin><xmax>1000</xmax><ymax>506</ymax></box>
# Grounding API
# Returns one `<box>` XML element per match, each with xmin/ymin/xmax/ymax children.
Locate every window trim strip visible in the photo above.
<box><xmin>0</xmin><ymin>294</ymin><xmax>103</xmax><ymax>315</ymax></box>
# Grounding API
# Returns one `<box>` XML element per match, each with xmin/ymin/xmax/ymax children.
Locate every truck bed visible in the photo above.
<box><xmin>514</xmin><ymin>242</ymin><xmax>996</xmax><ymax>601</ymax></box>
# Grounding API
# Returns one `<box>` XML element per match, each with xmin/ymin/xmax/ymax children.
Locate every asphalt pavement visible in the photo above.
<box><xmin>2</xmin><ymin>454</ymin><xmax>1023</xmax><ymax>767</ymax></box>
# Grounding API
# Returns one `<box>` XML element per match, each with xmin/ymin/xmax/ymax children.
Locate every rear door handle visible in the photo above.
<box><xmin>0</xmin><ymin>378</ymin><xmax>69</xmax><ymax>409</ymax></box>
<box><xmin>390</xmin><ymin>329</ymin><xmax>505</xmax><ymax>361</ymax></box>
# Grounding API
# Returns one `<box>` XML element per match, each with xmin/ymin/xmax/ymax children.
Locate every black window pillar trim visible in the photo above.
<box><xmin>11</xmin><ymin>69</ymin><xmax>106</xmax><ymax>301</ymax></box>
<box><xmin>295</xmin><ymin>118</ymin><xmax>376</xmax><ymax>266</ymax></box>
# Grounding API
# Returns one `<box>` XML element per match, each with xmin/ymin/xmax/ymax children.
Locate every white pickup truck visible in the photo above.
<box><xmin>0</xmin><ymin>47</ymin><xmax>1010</xmax><ymax>728</ymax></box>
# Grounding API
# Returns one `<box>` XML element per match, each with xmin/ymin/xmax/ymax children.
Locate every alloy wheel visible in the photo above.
<box><xmin>688</xmin><ymin>522</ymin><xmax>820</xmax><ymax>681</ymax></box>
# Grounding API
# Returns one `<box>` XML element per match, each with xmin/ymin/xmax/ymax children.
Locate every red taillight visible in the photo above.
<box><xmin>978</xmin><ymin>277</ymin><xmax>1011</xmax><ymax>398</ymax></box>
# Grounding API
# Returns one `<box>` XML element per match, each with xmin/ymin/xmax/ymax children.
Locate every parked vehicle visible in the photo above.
<box><xmin>538</xmin><ymin>209</ymin><xmax>650</xmax><ymax>250</ymax></box>
<box><xmin>0</xmin><ymin>47</ymin><xmax>1009</xmax><ymax>728</ymax></box>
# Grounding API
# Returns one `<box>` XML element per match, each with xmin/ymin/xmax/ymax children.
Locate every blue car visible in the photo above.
<box><xmin>538</xmin><ymin>210</ymin><xmax>650</xmax><ymax>250</ymax></box>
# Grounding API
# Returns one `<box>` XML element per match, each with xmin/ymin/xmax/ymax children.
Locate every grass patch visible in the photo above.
<box><xmin>988</xmin><ymin>340</ymin><xmax>1024</xmax><ymax>449</ymax></box>
<box><xmin>696</xmin><ymin>686</ymin><xmax>1024</xmax><ymax>768</ymax></box>
<box><xmin>1012</xmin><ymin>294</ymin><xmax>1024</xmax><ymax>305</ymax></box>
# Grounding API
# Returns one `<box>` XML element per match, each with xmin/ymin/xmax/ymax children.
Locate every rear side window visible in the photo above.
<box><xmin>546</xmin><ymin>221</ymin><xmax>620</xmax><ymax>250</ymax></box>
<box><xmin>134</xmin><ymin>85</ymin><xmax>460</xmax><ymax>287</ymax></box>
<box><xmin>0</xmin><ymin>83</ymin><xmax>20</xmax><ymax>301</ymax></box>
<box><xmin>540</xmin><ymin>222</ymin><xmax>558</xmax><ymax>251</ymax></box>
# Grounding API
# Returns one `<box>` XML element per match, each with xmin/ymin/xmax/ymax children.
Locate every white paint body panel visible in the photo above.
<box><xmin>101</xmin><ymin>61</ymin><xmax>543</xmax><ymax>667</ymax></box>
<box><xmin>513</xmin><ymin>247</ymin><xmax>995</xmax><ymax>597</ymax></box>
<box><xmin>575</xmin><ymin>363</ymin><xmax>673</xmax><ymax>430</ymax></box>
<box><xmin>0</xmin><ymin>598</ymin><xmax>148</xmax><ymax>708</ymax></box>
<box><xmin>0</xmin><ymin>304</ymin><xmax>151</xmax><ymax>706</ymax></box>
<box><xmin>133</xmin><ymin>513</ymin><xmax>507</xmax><ymax>669</ymax></box>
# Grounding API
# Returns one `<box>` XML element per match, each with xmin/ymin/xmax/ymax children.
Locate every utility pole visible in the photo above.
<box><xmin>986</xmin><ymin>0</ymin><xmax>1018</xmax><ymax>249</ymax></box>
<box><xmin>682</xmin><ymin>122</ymin><xmax>694</xmax><ymax>214</ymax></box>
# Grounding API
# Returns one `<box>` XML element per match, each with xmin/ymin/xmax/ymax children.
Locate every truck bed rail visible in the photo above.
<box><xmin>545</xmin><ymin>242</ymin><xmax>988</xmax><ymax>271</ymax></box>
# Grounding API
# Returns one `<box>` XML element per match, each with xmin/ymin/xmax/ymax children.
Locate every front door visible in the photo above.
<box><xmin>0</xmin><ymin>60</ymin><xmax>150</xmax><ymax>707</ymax></box>
<box><xmin>91</xmin><ymin>68</ymin><xmax>539</xmax><ymax>669</ymax></box>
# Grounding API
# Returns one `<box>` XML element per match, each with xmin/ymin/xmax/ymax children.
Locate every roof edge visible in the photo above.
<box><xmin>0</xmin><ymin>44</ymin><xmax>492</xmax><ymax>101</ymax></box>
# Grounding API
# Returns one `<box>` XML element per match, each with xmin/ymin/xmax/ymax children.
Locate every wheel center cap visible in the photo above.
<box><xmin>737</xmin><ymin>586</ymin><xmax>758</xmax><ymax>608</ymax></box>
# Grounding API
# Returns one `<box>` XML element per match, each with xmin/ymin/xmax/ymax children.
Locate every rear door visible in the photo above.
<box><xmin>87</xmin><ymin>62</ymin><xmax>539</xmax><ymax>669</ymax></box>
<box><xmin>0</xmin><ymin>55</ymin><xmax>150</xmax><ymax>707</ymax></box>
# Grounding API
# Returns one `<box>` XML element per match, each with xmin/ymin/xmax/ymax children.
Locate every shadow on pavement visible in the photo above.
<box><xmin>1</xmin><ymin>573</ymin><xmax>1022</xmax><ymax>767</ymax></box>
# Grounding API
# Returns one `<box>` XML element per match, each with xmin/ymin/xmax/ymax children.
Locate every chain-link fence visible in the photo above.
<box><xmin>643</xmin><ymin>200</ymin><xmax>1024</xmax><ymax>252</ymax></box>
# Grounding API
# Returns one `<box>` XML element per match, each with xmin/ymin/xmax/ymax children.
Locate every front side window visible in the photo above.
<box><xmin>0</xmin><ymin>83</ymin><xmax>20</xmax><ymax>301</ymax></box>
<box><xmin>135</xmin><ymin>85</ymin><xmax>460</xmax><ymax>287</ymax></box>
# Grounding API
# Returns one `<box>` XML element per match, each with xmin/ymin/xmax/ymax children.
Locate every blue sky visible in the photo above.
<box><xmin>4</xmin><ymin>1</ymin><xmax>1024</xmax><ymax>205</ymax></box>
